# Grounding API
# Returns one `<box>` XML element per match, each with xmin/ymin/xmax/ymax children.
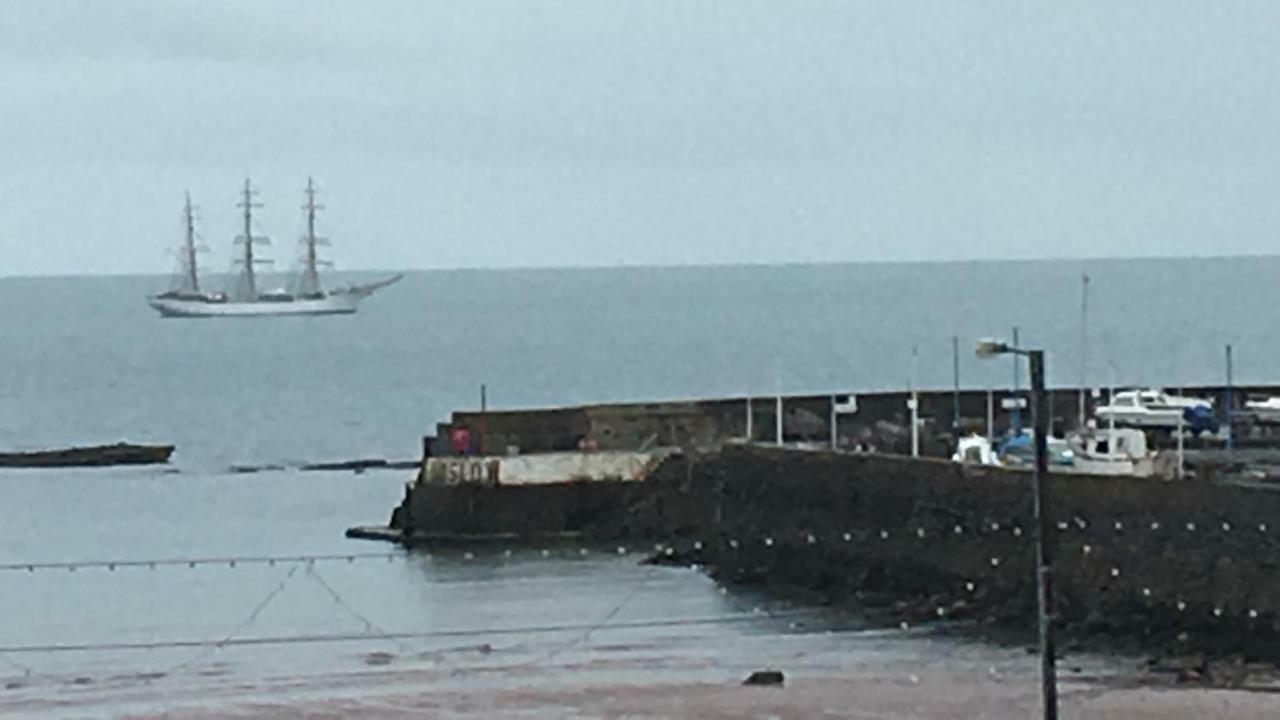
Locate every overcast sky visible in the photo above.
<box><xmin>1</xmin><ymin>1</ymin><xmax>1277</xmax><ymax>276</ymax></box>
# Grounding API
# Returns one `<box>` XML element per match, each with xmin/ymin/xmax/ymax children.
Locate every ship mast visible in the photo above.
<box><xmin>302</xmin><ymin>177</ymin><xmax>321</xmax><ymax>296</ymax></box>
<box><xmin>298</xmin><ymin>176</ymin><xmax>330</xmax><ymax>297</ymax></box>
<box><xmin>234</xmin><ymin>178</ymin><xmax>270</xmax><ymax>301</ymax></box>
<box><xmin>240</xmin><ymin>179</ymin><xmax>257</xmax><ymax>298</ymax></box>
<box><xmin>181</xmin><ymin>191</ymin><xmax>199</xmax><ymax>294</ymax></box>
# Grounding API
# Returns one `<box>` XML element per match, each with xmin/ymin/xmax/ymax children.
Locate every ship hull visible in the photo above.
<box><xmin>148</xmin><ymin>292</ymin><xmax>363</xmax><ymax>318</ymax></box>
<box><xmin>0</xmin><ymin>443</ymin><xmax>174</xmax><ymax>468</ymax></box>
<box><xmin>147</xmin><ymin>275</ymin><xmax>401</xmax><ymax>318</ymax></box>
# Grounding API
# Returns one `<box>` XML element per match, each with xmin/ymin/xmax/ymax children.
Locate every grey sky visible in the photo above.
<box><xmin>1</xmin><ymin>1</ymin><xmax>1277</xmax><ymax>276</ymax></box>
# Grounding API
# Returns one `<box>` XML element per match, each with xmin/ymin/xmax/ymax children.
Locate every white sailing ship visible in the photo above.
<box><xmin>147</xmin><ymin>178</ymin><xmax>401</xmax><ymax>318</ymax></box>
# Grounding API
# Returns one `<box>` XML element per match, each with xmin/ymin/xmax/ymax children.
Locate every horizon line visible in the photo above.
<box><xmin>0</xmin><ymin>251</ymin><xmax>1277</xmax><ymax>281</ymax></box>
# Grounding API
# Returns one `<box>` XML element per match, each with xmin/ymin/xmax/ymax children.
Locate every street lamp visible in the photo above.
<box><xmin>976</xmin><ymin>338</ymin><xmax>1057</xmax><ymax>720</ymax></box>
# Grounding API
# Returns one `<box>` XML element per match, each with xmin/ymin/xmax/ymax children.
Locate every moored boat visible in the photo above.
<box><xmin>953</xmin><ymin>427</ymin><xmax>1173</xmax><ymax>479</ymax></box>
<box><xmin>1062</xmin><ymin>427</ymin><xmax>1163</xmax><ymax>477</ymax></box>
<box><xmin>953</xmin><ymin>431</ymin><xmax>1074</xmax><ymax>469</ymax></box>
<box><xmin>0</xmin><ymin>443</ymin><xmax>175</xmax><ymax>468</ymax></box>
<box><xmin>1245</xmin><ymin>396</ymin><xmax>1280</xmax><ymax>424</ymax></box>
<box><xmin>1093</xmin><ymin>388</ymin><xmax>1215</xmax><ymax>432</ymax></box>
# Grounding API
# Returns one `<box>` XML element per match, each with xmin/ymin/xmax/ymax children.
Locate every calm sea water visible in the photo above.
<box><xmin>1</xmin><ymin>259</ymin><xmax>1275</xmax><ymax>471</ymax></box>
<box><xmin>0</xmin><ymin>258</ymin><xmax>1266</xmax><ymax>715</ymax></box>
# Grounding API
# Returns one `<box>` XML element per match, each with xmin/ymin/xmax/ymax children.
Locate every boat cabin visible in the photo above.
<box><xmin>1076</xmin><ymin>427</ymin><xmax>1149</xmax><ymax>460</ymax></box>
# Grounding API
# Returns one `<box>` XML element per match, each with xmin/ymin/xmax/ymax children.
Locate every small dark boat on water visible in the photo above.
<box><xmin>0</xmin><ymin>443</ymin><xmax>175</xmax><ymax>468</ymax></box>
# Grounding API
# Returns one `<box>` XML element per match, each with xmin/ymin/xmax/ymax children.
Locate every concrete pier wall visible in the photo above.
<box><xmin>391</xmin><ymin>445</ymin><xmax>1280</xmax><ymax>658</ymax></box>
<box><xmin>421</xmin><ymin>450</ymin><xmax>668</xmax><ymax>487</ymax></box>
<box><xmin>429</xmin><ymin>383</ymin><xmax>1280</xmax><ymax>459</ymax></box>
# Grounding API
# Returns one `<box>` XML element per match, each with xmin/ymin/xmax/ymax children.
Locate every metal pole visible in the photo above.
<box><xmin>1047</xmin><ymin>389</ymin><xmax>1055</xmax><ymax>438</ymax></box>
<box><xmin>952</xmin><ymin>335</ymin><xmax>961</xmax><ymax>432</ymax></box>
<box><xmin>830</xmin><ymin>395</ymin><xmax>838</xmax><ymax>450</ymax></box>
<box><xmin>1012</xmin><ymin>327</ymin><xmax>1022</xmax><ymax>433</ymax></box>
<box><xmin>986</xmin><ymin>388</ymin><xmax>995</xmax><ymax>440</ymax></box>
<box><xmin>1176</xmin><ymin>387</ymin><xmax>1185</xmax><ymax>480</ymax></box>
<box><xmin>479</xmin><ymin>384</ymin><xmax>488</xmax><ymax>456</ymax></box>
<box><xmin>910</xmin><ymin>391</ymin><xmax>919</xmax><ymax>457</ymax></box>
<box><xmin>1226</xmin><ymin>344</ymin><xmax>1234</xmax><ymax>451</ymax></box>
<box><xmin>1108</xmin><ymin>381</ymin><xmax>1115</xmax><ymax>438</ymax></box>
<box><xmin>1078</xmin><ymin>274</ymin><xmax>1089</xmax><ymax>429</ymax></box>
<box><xmin>746</xmin><ymin>397</ymin><xmax>754</xmax><ymax>442</ymax></box>
<box><xmin>910</xmin><ymin>344</ymin><xmax>920</xmax><ymax>457</ymax></box>
<box><xmin>1028</xmin><ymin>349</ymin><xmax>1058</xmax><ymax>720</ymax></box>
<box><xmin>775</xmin><ymin>395</ymin><xmax>783</xmax><ymax>446</ymax></box>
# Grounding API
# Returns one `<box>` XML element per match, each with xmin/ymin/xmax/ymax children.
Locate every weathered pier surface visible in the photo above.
<box><xmin>386</xmin><ymin>444</ymin><xmax>1280</xmax><ymax>662</ymax></box>
<box><xmin>428</xmin><ymin>383</ymin><xmax>1280</xmax><ymax>461</ymax></box>
<box><xmin>300</xmin><ymin>458</ymin><xmax>419</xmax><ymax>473</ymax></box>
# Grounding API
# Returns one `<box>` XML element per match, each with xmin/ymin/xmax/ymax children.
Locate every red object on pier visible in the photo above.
<box><xmin>449</xmin><ymin>426</ymin><xmax>472</xmax><ymax>455</ymax></box>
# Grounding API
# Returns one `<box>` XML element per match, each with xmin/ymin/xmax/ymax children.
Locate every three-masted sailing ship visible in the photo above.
<box><xmin>147</xmin><ymin>178</ymin><xmax>401</xmax><ymax>318</ymax></box>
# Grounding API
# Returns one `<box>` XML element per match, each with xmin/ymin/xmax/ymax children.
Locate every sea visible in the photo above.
<box><xmin>0</xmin><ymin>257</ymin><xmax>1272</xmax><ymax>717</ymax></box>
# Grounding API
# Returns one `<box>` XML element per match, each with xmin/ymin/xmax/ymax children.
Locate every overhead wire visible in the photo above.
<box><xmin>306</xmin><ymin>564</ymin><xmax>418</xmax><ymax>655</ymax></box>
<box><xmin>161</xmin><ymin>561</ymin><xmax>303</xmax><ymax>676</ymax></box>
<box><xmin>0</xmin><ymin>551</ymin><xmax>405</xmax><ymax>573</ymax></box>
<box><xmin>0</xmin><ymin>610</ymin><xmax>822</xmax><ymax>657</ymax></box>
<box><xmin>540</xmin><ymin>565</ymin><xmax>659</xmax><ymax>662</ymax></box>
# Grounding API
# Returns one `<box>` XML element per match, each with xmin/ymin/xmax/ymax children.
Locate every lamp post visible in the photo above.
<box><xmin>976</xmin><ymin>338</ymin><xmax>1057</xmax><ymax>720</ymax></box>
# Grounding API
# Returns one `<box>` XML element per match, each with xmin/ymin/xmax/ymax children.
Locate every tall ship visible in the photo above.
<box><xmin>148</xmin><ymin>178</ymin><xmax>401</xmax><ymax>318</ymax></box>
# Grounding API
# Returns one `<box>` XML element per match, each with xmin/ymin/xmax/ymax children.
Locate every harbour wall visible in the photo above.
<box><xmin>428</xmin><ymin>383</ymin><xmax>1280</xmax><ymax>460</ymax></box>
<box><xmin>391</xmin><ymin>444</ymin><xmax>1280</xmax><ymax>659</ymax></box>
<box><xmin>420</xmin><ymin>450</ymin><xmax>668</xmax><ymax>487</ymax></box>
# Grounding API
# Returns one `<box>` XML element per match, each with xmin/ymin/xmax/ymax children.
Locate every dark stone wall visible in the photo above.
<box><xmin>660</xmin><ymin>448</ymin><xmax>1280</xmax><ymax>658</ymax></box>
<box><xmin>393</xmin><ymin>445</ymin><xmax>1280</xmax><ymax>659</ymax></box>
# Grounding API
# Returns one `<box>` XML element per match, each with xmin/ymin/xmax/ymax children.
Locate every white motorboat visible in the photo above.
<box><xmin>1245</xmin><ymin>397</ymin><xmax>1280</xmax><ymax>424</ymax></box>
<box><xmin>1093</xmin><ymin>389</ymin><xmax>1212</xmax><ymax>430</ymax></box>
<box><xmin>1063</xmin><ymin>427</ymin><xmax>1164</xmax><ymax>477</ymax></box>
<box><xmin>953</xmin><ymin>434</ymin><xmax>1001</xmax><ymax>466</ymax></box>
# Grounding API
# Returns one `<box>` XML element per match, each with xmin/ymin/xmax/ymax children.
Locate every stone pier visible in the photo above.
<box><xmin>381</xmin><ymin>443</ymin><xmax>1280</xmax><ymax>662</ymax></box>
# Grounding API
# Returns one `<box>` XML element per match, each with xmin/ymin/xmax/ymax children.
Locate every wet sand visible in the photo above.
<box><xmin>5</xmin><ymin>626</ymin><xmax>1279</xmax><ymax>719</ymax></box>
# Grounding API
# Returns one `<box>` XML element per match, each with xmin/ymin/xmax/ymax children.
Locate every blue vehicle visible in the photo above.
<box><xmin>1182</xmin><ymin>405</ymin><xmax>1219</xmax><ymax>436</ymax></box>
<box><xmin>996</xmin><ymin>432</ymin><xmax>1076</xmax><ymax>467</ymax></box>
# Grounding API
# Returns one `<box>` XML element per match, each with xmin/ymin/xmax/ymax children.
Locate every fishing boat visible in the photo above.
<box><xmin>1062</xmin><ymin>427</ymin><xmax>1164</xmax><ymax>477</ymax></box>
<box><xmin>147</xmin><ymin>178</ymin><xmax>401</xmax><ymax>318</ymax></box>
<box><xmin>952</xmin><ymin>428</ymin><xmax>1174</xmax><ymax>478</ymax></box>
